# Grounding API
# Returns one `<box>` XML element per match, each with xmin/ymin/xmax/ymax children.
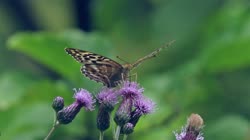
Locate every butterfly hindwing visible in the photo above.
<box><xmin>65</xmin><ymin>48</ymin><xmax>124</xmax><ymax>87</ymax></box>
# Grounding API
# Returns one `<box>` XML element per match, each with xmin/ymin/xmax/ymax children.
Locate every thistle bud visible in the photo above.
<box><xmin>57</xmin><ymin>103</ymin><xmax>81</xmax><ymax>124</ymax></box>
<box><xmin>187</xmin><ymin>113</ymin><xmax>204</xmax><ymax>132</ymax></box>
<box><xmin>97</xmin><ymin>105</ymin><xmax>110</xmax><ymax>131</ymax></box>
<box><xmin>121</xmin><ymin>123</ymin><xmax>134</xmax><ymax>135</ymax></box>
<box><xmin>52</xmin><ymin>96</ymin><xmax>64</xmax><ymax>112</ymax></box>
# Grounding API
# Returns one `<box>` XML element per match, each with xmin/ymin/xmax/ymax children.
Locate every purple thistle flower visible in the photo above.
<box><xmin>96</xmin><ymin>88</ymin><xmax>119</xmax><ymax>131</ymax></box>
<box><xmin>57</xmin><ymin>88</ymin><xmax>95</xmax><ymax>124</ymax></box>
<box><xmin>175</xmin><ymin>129</ymin><xmax>204</xmax><ymax>140</ymax></box>
<box><xmin>119</xmin><ymin>81</ymin><xmax>144</xmax><ymax>100</ymax></box>
<box><xmin>73</xmin><ymin>88</ymin><xmax>95</xmax><ymax>111</ymax></box>
<box><xmin>114</xmin><ymin>99</ymin><xmax>132</xmax><ymax>126</ymax></box>
<box><xmin>134</xmin><ymin>97</ymin><xmax>156</xmax><ymax>116</ymax></box>
<box><xmin>129</xmin><ymin>97</ymin><xmax>156</xmax><ymax>127</ymax></box>
<box><xmin>174</xmin><ymin>114</ymin><xmax>204</xmax><ymax>140</ymax></box>
<box><xmin>96</xmin><ymin>87</ymin><xmax>119</xmax><ymax>111</ymax></box>
<box><xmin>114</xmin><ymin>81</ymin><xmax>144</xmax><ymax>126</ymax></box>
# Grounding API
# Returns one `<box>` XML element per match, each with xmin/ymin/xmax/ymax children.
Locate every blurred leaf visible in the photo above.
<box><xmin>152</xmin><ymin>0</ymin><xmax>219</xmax><ymax>43</ymax></box>
<box><xmin>200</xmin><ymin>38</ymin><xmax>250</xmax><ymax>73</ymax></box>
<box><xmin>205</xmin><ymin>115</ymin><xmax>249</xmax><ymax>140</ymax></box>
<box><xmin>0</xmin><ymin>72</ymin><xmax>34</xmax><ymax>110</ymax></box>
<box><xmin>22</xmin><ymin>80</ymin><xmax>72</xmax><ymax>103</ymax></box>
<box><xmin>7</xmin><ymin>30</ymin><xmax>114</xmax><ymax>86</ymax></box>
<box><xmin>1</xmin><ymin>103</ymin><xmax>52</xmax><ymax>140</ymax></box>
<box><xmin>25</xmin><ymin>0</ymin><xmax>75</xmax><ymax>30</ymax></box>
<box><xmin>0</xmin><ymin>79</ymin><xmax>88</xmax><ymax>140</ymax></box>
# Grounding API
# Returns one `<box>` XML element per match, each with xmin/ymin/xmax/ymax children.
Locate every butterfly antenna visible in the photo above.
<box><xmin>131</xmin><ymin>40</ymin><xmax>176</xmax><ymax>68</ymax></box>
<box><xmin>116</xmin><ymin>56</ymin><xmax>130</xmax><ymax>64</ymax></box>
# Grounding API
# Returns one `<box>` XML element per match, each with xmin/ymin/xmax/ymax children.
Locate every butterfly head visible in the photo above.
<box><xmin>122</xmin><ymin>63</ymin><xmax>133</xmax><ymax>71</ymax></box>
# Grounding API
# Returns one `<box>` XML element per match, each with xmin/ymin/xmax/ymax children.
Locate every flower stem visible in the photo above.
<box><xmin>114</xmin><ymin>126</ymin><xmax>121</xmax><ymax>140</ymax></box>
<box><xmin>111</xmin><ymin>113</ymin><xmax>115</xmax><ymax>137</ymax></box>
<box><xmin>44</xmin><ymin>112</ymin><xmax>59</xmax><ymax>140</ymax></box>
<box><xmin>123</xmin><ymin>135</ymin><xmax>128</xmax><ymax>140</ymax></box>
<box><xmin>99</xmin><ymin>131</ymin><xmax>104</xmax><ymax>140</ymax></box>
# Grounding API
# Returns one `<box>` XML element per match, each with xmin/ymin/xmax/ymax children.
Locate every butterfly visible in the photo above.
<box><xmin>65</xmin><ymin>40</ymin><xmax>175</xmax><ymax>87</ymax></box>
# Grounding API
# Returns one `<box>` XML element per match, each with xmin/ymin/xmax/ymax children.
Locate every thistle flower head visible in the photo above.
<box><xmin>128</xmin><ymin>97</ymin><xmax>156</xmax><ymax>127</ymax></box>
<box><xmin>96</xmin><ymin>87</ymin><xmax>119</xmax><ymax>111</ymax></box>
<box><xmin>114</xmin><ymin>99</ymin><xmax>132</xmax><ymax>126</ymax></box>
<box><xmin>174</xmin><ymin>114</ymin><xmax>204</xmax><ymax>140</ymax></box>
<box><xmin>187</xmin><ymin>114</ymin><xmax>204</xmax><ymax>132</ymax></box>
<box><xmin>119</xmin><ymin>81</ymin><xmax>143</xmax><ymax>100</ymax></box>
<box><xmin>134</xmin><ymin>97</ymin><xmax>156</xmax><ymax>116</ymax></box>
<box><xmin>73</xmin><ymin>88</ymin><xmax>95</xmax><ymax>111</ymax></box>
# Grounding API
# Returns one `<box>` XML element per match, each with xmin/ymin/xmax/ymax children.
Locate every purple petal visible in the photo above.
<box><xmin>96</xmin><ymin>87</ymin><xmax>119</xmax><ymax>106</ymax></box>
<box><xmin>73</xmin><ymin>88</ymin><xmax>96</xmax><ymax>111</ymax></box>
<box><xmin>134</xmin><ymin>97</ymin><xmax>156</xmax><ymax>116</ymax></box>
<box><xmin>119</xmin><ymin>81</ymin><xmax>144</xmax><ymax>100</ymax></box>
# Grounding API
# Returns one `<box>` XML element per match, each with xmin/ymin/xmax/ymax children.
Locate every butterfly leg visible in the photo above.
<box><xmin>128</xmin><ymin>73</ymin><xmax>137</xmax><ymax>82</ymax></box>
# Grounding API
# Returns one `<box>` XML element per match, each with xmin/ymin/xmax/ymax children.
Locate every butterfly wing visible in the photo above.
<box><xmin>65</xmin><ymin>48</ymin><xmax>124</xmax><ymax>87</ymax></box>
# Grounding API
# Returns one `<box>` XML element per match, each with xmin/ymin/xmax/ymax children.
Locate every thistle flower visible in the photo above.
<box><xmin>96</xmin><ymin>87</ymin><xmax>119</xmax><ymax>112</ymax></box>
<box><xmin>134</xmin><ymin>97</ymin><xmax>156</xmax><ymax>116</ymax></box>
<box><xmin>73</xmin><ymin>88</ymin><xmax>96</xmax><ymax>111</ymax></box>
<box><xmin>114</xmin><ymin>99</ymin><xmax>132</xmax><ymax>126</ymax></box>
<box><xmin>52</xmin><ymin>96</ymin><xmax>64</xmax><ymax>112</ymax></box>
<box><xmin>57</xmin><ymin>88</ymin><xmax>95</xmax><ymax>124</ymax></box>
<box><xmin>174</xmin><ymin>114</ymin><xmax>204</xmax><ymax>140</ymax></box>
<box><xmin>119</xmin><ymin>81</ymin><xmax>144</xmax><ymax>100</ymax></box>
<box><xmin>114</xmin><ymin>81</ymin><xmax>144</xmax><ymax>126</ymax></box>
<box><xmin>129</xmin><ymin>97</ymin><xmax>156</xmax><ymax>127</ymax></box>
<box><xmin>96</xmin><ymin>88</ymin><xmax>119</xmax><ymax>131</ymax></box>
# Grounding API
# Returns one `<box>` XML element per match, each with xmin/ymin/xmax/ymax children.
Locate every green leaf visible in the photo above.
<box><xmin>7</xmin><ymin>30</ymin><xmax>114</xmax><ymax>85</ymax></box>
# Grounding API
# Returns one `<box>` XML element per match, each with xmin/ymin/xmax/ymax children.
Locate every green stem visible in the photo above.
<box><xmin>44</xmin><ymin>112</ymin><xmax>59</xmax><ymax>140</ymax></box>
<box><xmin>123</xmin><ymin>135</ymin><xmax>128</xmax><ymax>140</ymax></box>
<box><xmin>99</xmin><ymin>131</ymin><xmax>104</xmax><ymax>140</ymax></box>
<box><xmin>114</xmin><ymin>126</ymin><xmax>121</xmax><ymax>140</ymax></box>
<box><xmin>110</xmin><ymin>113</ymin><xmax>115</xmax><ymax>137</ymax></box>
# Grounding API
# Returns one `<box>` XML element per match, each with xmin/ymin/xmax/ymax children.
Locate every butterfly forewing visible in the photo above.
<box><xmin>65</xmin><ymin>48</ymin><xmax>124</xmax><ymax>87</ymax></box>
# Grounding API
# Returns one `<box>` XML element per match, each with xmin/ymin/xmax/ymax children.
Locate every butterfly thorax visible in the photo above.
<box><xmin>122</xmin><ymin>63</ymin><xmax>133</xmax><ymax>77</ymax></box>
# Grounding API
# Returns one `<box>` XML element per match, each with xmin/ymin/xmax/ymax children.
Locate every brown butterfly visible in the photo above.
<box><xmin>65</xmin><ymin>40</ymin><xmax>175</xmax><ymax>87</ymax></box>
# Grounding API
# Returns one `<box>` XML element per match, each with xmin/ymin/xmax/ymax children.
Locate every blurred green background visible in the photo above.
<box><xmin>0</xmin><ymin>0</ymin><xmax>250</xmax><ymax>140</ymax></box>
